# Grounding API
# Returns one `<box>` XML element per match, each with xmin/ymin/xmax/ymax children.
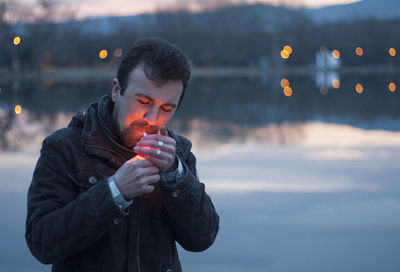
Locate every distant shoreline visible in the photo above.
<box><xmin>1</xmin><ymin>65</ymin><xmax>399</xmax><ymax>82</ymax></box>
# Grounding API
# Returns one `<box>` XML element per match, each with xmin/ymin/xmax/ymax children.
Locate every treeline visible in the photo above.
<box><xmin>1</xmin><ymin>2</ymin><xmax>400</xmax><ymax>69</ymax></box>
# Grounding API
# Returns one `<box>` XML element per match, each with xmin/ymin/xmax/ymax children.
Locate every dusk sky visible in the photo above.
<box><xmin>20</xmin><ymin>0</ymin><xmax>363</xmax><ymax>19</ymax></box>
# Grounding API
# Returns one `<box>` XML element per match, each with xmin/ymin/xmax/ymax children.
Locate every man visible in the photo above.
<box><xmin>25</xmin><ymin>37</ymin><xmax>219</xmax><ymax>272</ymax></box>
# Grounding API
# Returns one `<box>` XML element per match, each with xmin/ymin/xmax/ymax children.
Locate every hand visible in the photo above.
<box><xmin>133</xmin><ymin>126</ymin><xmax>177</xmax><ymax>173</ymax></box>
<box><xmin>113</xmin><ymin>156</ymin><xmax>160</xmax><ymax>199</ymax></box>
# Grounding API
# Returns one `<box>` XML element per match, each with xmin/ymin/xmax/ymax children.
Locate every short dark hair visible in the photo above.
<box><xmin>116</xmin><ymin>37</ymin><xmax>191</xmax><ymax>108</ymax></box>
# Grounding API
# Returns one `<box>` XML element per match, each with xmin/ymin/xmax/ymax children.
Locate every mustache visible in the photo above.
<box><xmin>128</xmin><ymin>121</ymin><xmax>158</xmax><ymax>135</ymax></box>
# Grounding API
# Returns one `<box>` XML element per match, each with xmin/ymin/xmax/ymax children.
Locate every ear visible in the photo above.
<box><xmin>111</xmin><ymin>78</ymin><xmax>121</xmax><ymax>103</ymax></box>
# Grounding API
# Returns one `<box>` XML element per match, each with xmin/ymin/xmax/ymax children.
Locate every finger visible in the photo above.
<box><xmin>139</xmin><ymin>153</ymin><xmax>172</xmax><ymax>170</ymax></box>
<box><xmin>159</xmin><ymin>126</ymin><xmax>168</xmax><ymax>136</ymax></box>
<box><xmin>142</xmin><ymin>185</ymin><xmax>155</xmax><ymax>194</ymax></box>
<box><xmin>139</xmin><ymin>174</ymin><xmax>160</xmax><ymax>185</ymax></box>
<box><xmin>126</xmin><ymin>156</ymin><xmax>153</xmax><ymax>166</ymax></box>
<box><xmin>136</xmin><ymin>166</ymin><xmax>160</xmax><ymax>178</ymax></box>
<box><xmin>140</xmin><ymin>135</ymin><xmax>176</xmax><ymax>146</ymax></box>
<box><xmin>136</xmin><ymin>141</ymin><xmax>175</xmax><ymax>153</ymax></box>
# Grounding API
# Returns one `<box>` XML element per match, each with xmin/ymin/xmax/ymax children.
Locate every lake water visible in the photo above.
<box><xmin>0</xmin><ymin>73</ymin><xmax>399</xmax><ymax>271</ymax></box>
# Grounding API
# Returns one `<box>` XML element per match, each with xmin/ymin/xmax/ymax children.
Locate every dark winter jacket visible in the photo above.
<box><xmin>25</xmin><ymin>96</ymin><xmax>219</xmax><ymax>272</ymax></box>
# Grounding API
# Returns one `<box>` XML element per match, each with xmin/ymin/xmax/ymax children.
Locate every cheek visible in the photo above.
<box><xmin>120</xmin><ymin>105</ymin><xmax>143</xmax><ymax>127</ymax></box>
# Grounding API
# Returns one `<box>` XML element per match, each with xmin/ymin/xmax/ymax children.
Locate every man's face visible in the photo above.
<box><xmin>111</xmin><ymin>65</ymin><xmax>183</xmax><ymax>148</ymax></box>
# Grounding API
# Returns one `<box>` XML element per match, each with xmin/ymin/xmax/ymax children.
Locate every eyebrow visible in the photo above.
<box><xmin>134</xmin><ymin>93</ymin><xmax>177</xmax><ymax>108</ymax></box>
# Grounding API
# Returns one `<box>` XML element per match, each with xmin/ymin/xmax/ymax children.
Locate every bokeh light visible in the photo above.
<box><xmin>99</xmin><ymin>49</ymin><xmax>108</xmax><ymax>59</ymax></box>
<box><xmin>355</xmin><ymin>83</ymin><xmax>364</xmax><ymax>94</ymax></box>
<box><xmin>283</xmin><ymin>45</ymin><xmax>293</xmax><ymax>55</ymax></box>
<box><xmin>389</xmin><ymin>82</ymin><xmax>396</xmax><ymax>92</ymax></box>
<box><xmin>389</xmin><ymin>48</ymin><xmax>396</xmax><ymax>57</ymax></box>
<box><xmin>320</xmin><ymin>87</ymin><xmax>328</xmax><ymax>95</ymax></box>
<box><xmin>15</xmin><ymin>105</ymin><xmax>22</xmax><ymax>114</ymax></box>
<box><xmin>280</xmin><ymin>78</ymin><xmax>290</xmax><ymax>88</ymax></box>
<box><xmin>13</xmin><ymin>36</ymin><xmax>21</xmax><ymax>45</ymax></box>
<box><xmin>355</xmin><ymin>47</ymin><xmax>364</xmax><ymax>56</ymax></box>
<box><xmin>332</xmin><ymin>79</ymin><xmax>340</xmax><ymax>89</ymax></box>
<box><xmin>0</xmin><ymin>87</ymin><xmax>2</xmax><ymax>94</ymax></box>
<box><xmin>332</xmin><ymin>49</ymin><xmax>340</xmax><ymax>59</ymax></box>
<box><xmin>283</xmin><ymin>86</ymin><xmax>293</xmax><ymax>97</ymax></box>
<box><xmin>280</xmin><ymin>50</ymin><xmax>289</xmax><ymax>59</ymax></box>
<box><xmin>114</xmin><ymin>48</ymin><xmax>123</xmax><ymax>58</ymax></box>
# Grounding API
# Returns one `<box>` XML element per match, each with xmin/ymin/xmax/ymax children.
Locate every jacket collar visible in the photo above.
<box><xmin>70</xmin><ymin>95</ymin><xmax>135</xmax><ymax>167</ymax></box>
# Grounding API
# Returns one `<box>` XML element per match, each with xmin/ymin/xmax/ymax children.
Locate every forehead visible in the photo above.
<box><xmin>125</xmin><ymin>65</ymin><xmax>183</xmax><ymax>103</ymax></box>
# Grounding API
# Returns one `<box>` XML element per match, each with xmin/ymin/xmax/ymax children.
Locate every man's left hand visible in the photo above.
<box><xmin>134</xmin><ymin>126</ymin><xmax>177</xmax><ymax>172</ymax></box>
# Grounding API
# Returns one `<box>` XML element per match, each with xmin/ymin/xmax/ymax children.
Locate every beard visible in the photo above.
<box><xmin>118</xmin><ymin>120</ymin><xmax>158</xmax><ymax>148</ymax></box>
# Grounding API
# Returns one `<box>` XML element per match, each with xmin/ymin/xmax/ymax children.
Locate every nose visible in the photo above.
<box><xmin>143</xmin><ymin>107</ymin><xmax>159</xmax><ymax>126</ymax></box>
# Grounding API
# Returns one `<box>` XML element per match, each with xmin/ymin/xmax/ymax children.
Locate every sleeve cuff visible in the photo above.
<box><xmin>107</xmin><ymin>176</ymin><xmax>133</xmax><ymax>212</ymax></box>
<box><xmin>161</xmin><ymin>156</ymin><xmax>185</xmax><ymax>183</ymax></box>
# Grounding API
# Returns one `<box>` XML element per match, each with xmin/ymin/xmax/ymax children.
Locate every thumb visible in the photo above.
<box><xmin>159</xmin><ymin>126</ymin><xmax>168</xmax><ymax>136</ymax></box>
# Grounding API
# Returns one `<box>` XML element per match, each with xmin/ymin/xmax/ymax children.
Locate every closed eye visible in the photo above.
<box><xmin>138</xmin><ymin>99</ymin><xmax>150</xmax><ymax>105</ymax></box>
<box><xmin>161</xmin><ymin>106</ymin><xmax>173</xmax><ymax>112</ymax></box>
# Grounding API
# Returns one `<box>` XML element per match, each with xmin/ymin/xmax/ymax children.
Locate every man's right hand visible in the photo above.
<box><xmin>113</xmin><ymin>156</ymin><xmax>160</xmax><ymax>200</ymax></box>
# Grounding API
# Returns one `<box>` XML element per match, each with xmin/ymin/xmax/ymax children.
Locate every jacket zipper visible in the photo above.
<box><xmin>136</xmin><ymin>197</ymin><xmax>142</xmax><ymax>272</ymax></box>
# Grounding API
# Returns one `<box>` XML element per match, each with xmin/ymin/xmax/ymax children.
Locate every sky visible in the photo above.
<box><xmin>19</xmin><ymin>0</ymin><xmax>363</xmax><ymax>19</ymax></box>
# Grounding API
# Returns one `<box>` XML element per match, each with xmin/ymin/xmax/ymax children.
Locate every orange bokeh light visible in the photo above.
<box><xmin>99</xmin><ymin>49</ymin><xmax>108</xmax><ymax>59</ymax></box>
<box><xmin>332</xmin><ymin>50</ymin><xmax>340</xmax><ymax>59</ymax></box>
<box><xmin>114</xmin><ymin>48</ymin><xmax>123</xmax><ymax>58</ymax></box>
<box><xmin>280</xmin><ymin>78</ymin><xmax>290</xmax><ymax>88</ymax></box>
<box><xmin>15</xmin><ymin>104</ymin><xmax>22</xmax><ymax>114</ymax></box>
<box><xmin>355</xmin><ymin>47</ymin><xmax>363</xmax><ymax>56</ymax></box>
<box><xmin>332</xmin><ymin>79</ymin><xmax>340</xmax><ymax>89</ymax></box>
<box><xmin>280</xmin><ymin>50</ymin><xmax>289</xmax><ymax>59</ymax></box>
<box><xmin>389</xmin><ymin>48</ymin><xmax>396</xmax><ymax>57</ymax></box>
<box><xmin>13</xmin><ymin>36</ymin><xmax>21</xmax><ymax>45</ymax></box>
<box><xmin>320</xmin><ymin>87</ymin><xmax>328</xmax><ymax>95</ymax></box>
<box><xmin>283</xmin><ymin>86</ymin><xmax>293</xmax><ymax>97</ymax></box>
<box><xmin>389</xmin><ymin>82</ymin><xmax>396</xmax><ymax>92</ymax></box>
<box><xmin>283</xmin><ymin>45</ymin><xmax>293</xmax><ymax>54</ymax></box>
<box><xmin>355</xmin><ymin>83</ymin><xmax>364</xmax><ymax>94</ymax></box>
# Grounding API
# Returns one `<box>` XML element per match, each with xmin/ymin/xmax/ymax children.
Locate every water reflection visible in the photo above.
<box><xmin>0</xmin><ymin>74</ymin><xmax>399</xmax><ymax>151</ymax></box>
